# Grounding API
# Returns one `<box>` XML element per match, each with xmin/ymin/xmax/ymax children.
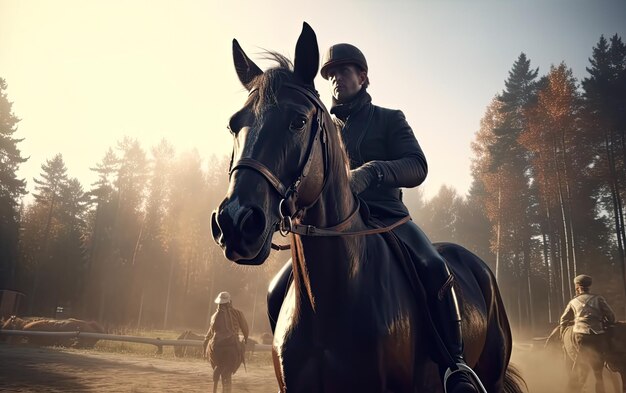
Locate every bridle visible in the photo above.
<box><xmin>229</xmin><ymin>82</ymin><xmax>330</xmax><ymax>235</ymax></box>
<box><xmin>228</xmin><ymin>82</ymin><xmax>409</xmax><ymax>243</ymax></box>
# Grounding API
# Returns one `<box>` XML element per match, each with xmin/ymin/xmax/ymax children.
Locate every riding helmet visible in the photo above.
<box><xmin>320</xmin><ymin>43</ymin><xmax>368</xmax><ymax>79</ymax></box>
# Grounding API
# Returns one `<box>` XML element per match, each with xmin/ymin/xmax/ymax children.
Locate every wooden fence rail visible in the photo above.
<box><xmin>0</xmin><ymin>329</ymin><xmax>272</xmax><ymax>353</ymax></box>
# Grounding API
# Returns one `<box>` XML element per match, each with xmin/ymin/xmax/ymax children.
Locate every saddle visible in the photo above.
<box><xmin>364</xmin><ymin>209</ymin><xmax>458</xmax><ymax>370</ymax></box>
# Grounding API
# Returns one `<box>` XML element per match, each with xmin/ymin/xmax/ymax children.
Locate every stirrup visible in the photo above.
<box><xmin>443</xmin><ymin>363</ymin><xmax>488</xmax><ymax>393</ymax></box>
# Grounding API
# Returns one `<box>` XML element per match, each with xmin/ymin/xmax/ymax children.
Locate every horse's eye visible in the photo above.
<box><xmin>290</xmin><ymin>115</ymin><xmax>308</xmax><ymax>131</ymax></box>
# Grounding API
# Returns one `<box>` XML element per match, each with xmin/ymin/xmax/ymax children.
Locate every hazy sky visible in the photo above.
<box><xmin>1</xmin><ymin>0</ymin><xmax>625</xmax><ymax>201</ymax></box>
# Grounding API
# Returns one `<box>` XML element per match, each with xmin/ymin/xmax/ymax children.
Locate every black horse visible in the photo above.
<box><xmin>211</xmin><ymin>22</ymin><xmax>525</xmax><ymax>393</ymax></box>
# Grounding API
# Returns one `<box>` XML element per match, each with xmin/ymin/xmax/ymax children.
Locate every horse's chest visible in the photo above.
<box><xmin>277</xmin><ymin>333</ymin><xmax>390</xmax><ymax>392</ymax></box>
<box><xmin>274</xmin><ymin>305</ymin><xmax>414</xmax><ymax>392</ymax></box>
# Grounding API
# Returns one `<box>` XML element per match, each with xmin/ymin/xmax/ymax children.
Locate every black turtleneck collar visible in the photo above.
<box><xmin>330</xmin><ymin>88</ymin><xmax>372</xmax><ymax>122</ymax></box>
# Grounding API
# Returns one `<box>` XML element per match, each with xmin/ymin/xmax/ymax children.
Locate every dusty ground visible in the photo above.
<box><xmin>1</xmin><ymin>342</ymin><xmax>623</xmax><ymax>392</ymax></box>
<box><xmin>512</xmin><ymin>342</ymin><xmax>623</xmax><ymax>393</ymax></box>
<box><xmin>0</xmin><ymin>343</ymin><xmax>278</xmax><ymax>392</ymax></box>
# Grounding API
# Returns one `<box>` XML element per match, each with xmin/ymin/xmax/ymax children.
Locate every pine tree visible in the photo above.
<box><xmin>97</xmin><ymin>138</ymin><xmax>147</xmax><ymax>323</ymax></box>
<box><xmin>0</xmin><ymin>78</ymin><xmax>27</xmax><ymax>288</ymax></box>
<box><xmin>89</xmin><ymin>148</ymin><xmax>118</xmax><ymax>204</ymax></box>
<box><xmin>133</xmin><ymin>139</ymin><xmax>174</xmax><ymax>327</ymax></box>
<box><xmin>456</xmin><ymin>180</ymin><xmax>494</xmax><ymax>268</ymax></box>
<box><xmin>82</xmin><ymin>148</ymin><xmax>119</xmax><ymax>318</ymax></box>
<box><xmin>475</xmin><ymin>53</ymin><xmax>540</xmax><ymax>328</ymax></box>
<box><xmin>54</xmin><ymin>177</ymin><xmax>89</xmax><ymax>313</ymax></box>
<box><xmin>27</xmin><ymin>154</ymin><xmax>69</xmax><ymax>314</ymax></box>
<box><xmin>162</xmin><ymin>150</ymin><xmax>215</xmax><ymax>328</ymax></box>
<box><xmin>521</xmin><ymin>63</ymin><xmax>604</xmax><ymax>319</ymax></box>
<box><xmin>421</xmin><ymin>185</ymin><xmax>462</xmax><ymax>243</ymax></box>
<box><xmin>582</xmin><ymin>34</ymin><xmax>626</xmax><ymax>308</ymax></box>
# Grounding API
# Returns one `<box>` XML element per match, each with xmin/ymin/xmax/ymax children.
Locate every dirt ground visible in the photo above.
<box><xmin>1</xmin><ymin>342</ymin><xmax>623</xmax><ymax>393</ymax></box>
<box><xmin>0</xmin><ymin>343</ymin><xmax>278</xmax><ymax>393</ymax></box>
<box><xmin>512</xmin><ymin>343</ymin><xmax>623</xmax><ymax>393</ymax></box>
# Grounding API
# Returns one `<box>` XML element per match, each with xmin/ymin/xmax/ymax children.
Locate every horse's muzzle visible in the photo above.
<box><xmin>211</xmin><ymin>203</ymin><xmax>268</xmax><ymax>262</ymax></box>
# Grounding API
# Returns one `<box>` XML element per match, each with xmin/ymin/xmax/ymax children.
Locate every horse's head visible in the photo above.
<box><xmin>211</xmin><ymin>23</ymin><xmax>331</xmax><ymax>265</ymax></box>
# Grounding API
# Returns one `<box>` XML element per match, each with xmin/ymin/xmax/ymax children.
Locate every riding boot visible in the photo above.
<box><xmin>431</xmin><ymin>284</ymin><xmax>481</xmax><ymax>393</ymax></box>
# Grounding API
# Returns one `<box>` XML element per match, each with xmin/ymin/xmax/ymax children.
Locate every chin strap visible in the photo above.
<box><xmin>443</xmin><ymin>363</ymin><xmax>488</xmax><ymax>393</ymax></box>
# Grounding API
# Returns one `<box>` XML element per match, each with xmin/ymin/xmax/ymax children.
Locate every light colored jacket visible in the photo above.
<box><xmin>204</xmin><ymin>305</ymin><xmax>249</xmax><ymax>344</ymax></box>
<box><xmin>560</xmin><ymin>293</ymin><xmax>615</xmax><ymax>334</ymax></box>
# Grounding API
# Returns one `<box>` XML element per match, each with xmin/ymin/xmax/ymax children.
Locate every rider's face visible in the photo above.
<box><xmin>326</xmin><ymin>64</ymin><xmax>367</xmax><ymax>103</ymax></box>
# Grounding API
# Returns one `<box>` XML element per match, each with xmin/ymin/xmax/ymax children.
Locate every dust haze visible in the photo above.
<box><xmin>512</xmin><ymin>343</ymin><xmax>623</xmax><ymax>393</ymax></box>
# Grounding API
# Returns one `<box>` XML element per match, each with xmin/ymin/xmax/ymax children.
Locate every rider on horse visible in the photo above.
<box><xmin>204</xmin><ymin>291</ymin><xmax>249</xmax><ymax>385</ymax></box>
<box><xmin>560</xmin><ymin>274</ymin><xmax>616</xmax><ymax>392</ymax></box>
<box><xmin>268</xmin><ymin>43</ymin><xmax>483</xmax><ymax>393</ymax></box>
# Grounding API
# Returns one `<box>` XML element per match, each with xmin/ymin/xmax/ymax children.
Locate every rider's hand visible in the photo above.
<box><xmin>350</xmin><ymin>163</ymin><xmax>380</xmax><ymax>195</ymax></box>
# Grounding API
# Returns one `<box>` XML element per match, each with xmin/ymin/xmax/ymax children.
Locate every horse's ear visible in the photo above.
<box><xmin>294</xmin><ymin>22</ymin><xmax>319</xmax><ymax>86</ymax></box>
<box><xmin>232</xmin><ymin>39</ymin><xmax>263</xmax><ymax>90</ymax></box>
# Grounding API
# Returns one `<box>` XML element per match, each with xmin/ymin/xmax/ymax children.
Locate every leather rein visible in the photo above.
<box><xmin>228</xmin><ymin>82</ymin><xmax>409</xmax><ymax>249</ymax></box>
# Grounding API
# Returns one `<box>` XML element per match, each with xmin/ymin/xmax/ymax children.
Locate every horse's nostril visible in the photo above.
<box><xmin>211</xmin><ymin>210</ymin><xmax>224</xmax><ymax>246</ymax></box>
<box><xmin>238</xmin><ymin>206</ymin><xmax>266</xmax><ymax>242</ymax></box>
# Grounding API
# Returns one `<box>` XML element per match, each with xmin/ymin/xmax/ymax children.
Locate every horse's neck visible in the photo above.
<box><xmin>295</xmin><ymin>176</ymin><xmax>364</xmax><ymax>319</ymax></box>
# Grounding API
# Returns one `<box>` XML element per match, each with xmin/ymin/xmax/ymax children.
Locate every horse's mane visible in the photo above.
<box><xmin>248</xmin><ymin>52</ymin><xmax>294</xmax><ymax>118</ymax></box>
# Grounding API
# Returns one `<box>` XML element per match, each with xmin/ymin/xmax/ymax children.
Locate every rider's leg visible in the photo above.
<box><xmin>267</xmin><ymin>260</ymin><xmax>293</xmax><ymax>334</ymax></box>
<box><xmin>213</xmin><ymin>366</ymin><xmax>221</xmax><ymax>393</ymax></box>
<box><xmin>393</xmin><ymin>220</ymin><xmax>479</xmax><ymax>393</ymax></box>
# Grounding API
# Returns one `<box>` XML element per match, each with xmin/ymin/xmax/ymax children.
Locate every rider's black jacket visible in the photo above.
<box><xmin>331</xmin><ymin>88</ymin><xmax>428</xmax><ymax>219</ymax></box>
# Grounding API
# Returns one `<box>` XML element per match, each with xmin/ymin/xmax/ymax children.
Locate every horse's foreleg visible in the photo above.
<box><xmin>568</xmin><ymin>362</ymin><xmax>586</xmax><ymax>393</ymax></box>
<box><xmin>223</xmin><ymin>373</ymin><xmax>232</xmax><ymax>393</ymax></box>
<box><xmin>608</xmin><ymin>371</ymin><xmax>623</xmax><ymax>393</ymax></box>
<box><xmin>592</xmin><ymin>367</ymin><xmax>605</xmax><ymax>393</ymax></box>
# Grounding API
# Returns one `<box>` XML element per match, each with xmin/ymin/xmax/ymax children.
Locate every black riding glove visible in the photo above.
<box><xmin>350</xmin><ymin>162</ymin><xmax>382</xmax><ymax>195</ymax></box>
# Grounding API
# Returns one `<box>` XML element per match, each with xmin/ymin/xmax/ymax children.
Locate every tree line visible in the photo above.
<box><xmin>0</xmin><ymin>34</ymin><xmax>624</xmax><ymax>335</ymax></box>
<box><xmin>406</xmin><ymin>34</ymin><xmax>626</xmax><ymax>333</ymax></box>
<box><xmin>0</xmin><ymin>111</ymin><xmax>289</xmax><ymax>332</ymax></box>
